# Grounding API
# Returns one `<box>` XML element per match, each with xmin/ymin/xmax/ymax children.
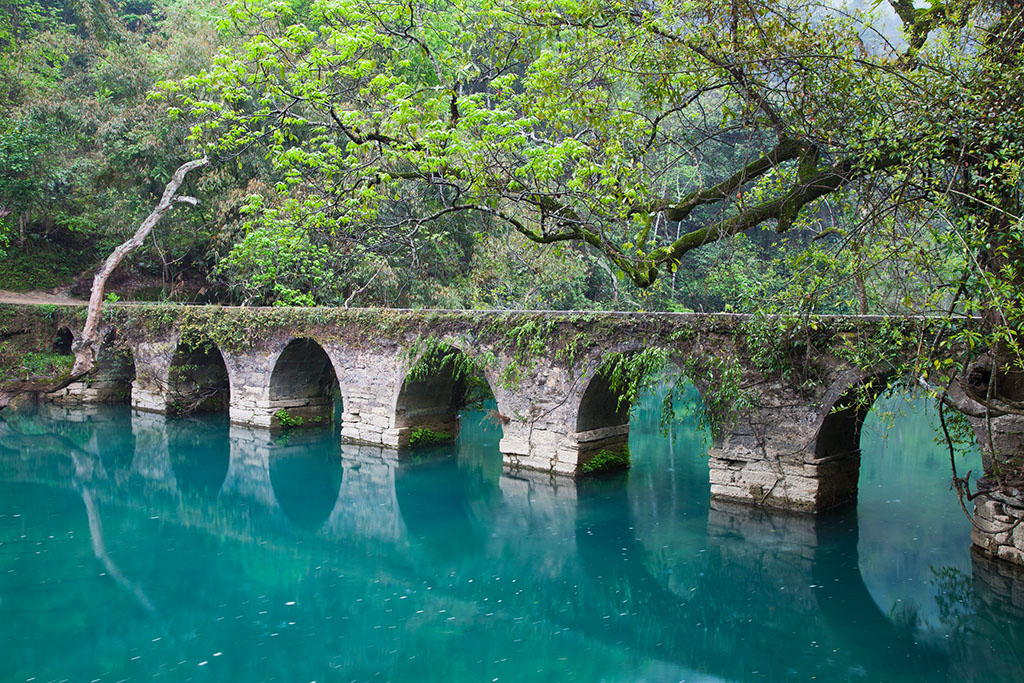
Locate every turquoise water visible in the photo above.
<box><xmin>1</xmin><ymin>390</ymin><xmax>1022</xmax><ymax>682</ymax></box>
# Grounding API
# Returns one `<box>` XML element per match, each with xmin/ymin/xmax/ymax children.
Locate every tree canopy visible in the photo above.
<box><xmin>156</xmin><ymin>0</ymin><xmax>1023</xmax><ymax>426</ymax></box>
<box><xmin>162</xmin><ymin>0</ymin><xmax>1018</xmax><ymax>281</ymax></box>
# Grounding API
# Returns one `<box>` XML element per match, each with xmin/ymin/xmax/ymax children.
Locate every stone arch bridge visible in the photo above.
<box><xmin>30</xmin><ymin>304</ymin><xmax>933</xmax><ymax>516</ymax></box>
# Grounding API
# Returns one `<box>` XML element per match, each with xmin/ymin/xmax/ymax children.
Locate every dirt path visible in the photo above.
<box><xmin>0</xmin><ymin>289</ymin><xmax>86</xmax><ymax>306</ymax></box>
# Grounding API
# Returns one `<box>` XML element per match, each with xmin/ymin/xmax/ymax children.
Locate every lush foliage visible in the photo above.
<box><xmin>158</xmin><ymin>0</ymin><xmax>1015</xmax><ymax>309</ymax></box>
<box><xmin>0</xmin><ymin>0</ymin><xmax>253</xmax><ymax>296</ymax></box>
<box><xmin>580</xmin><ymin>445</ymin><xmax>630</xmax><ymax>474</ymax></box>
<box><xmin>274</xmin><ymin>408</ymin><xmax>303</xmax><ymax>428</ymax></box>
<box><xmin>408</xmin><ymin>426</ymin><xmax>453</xmax><ymax>447</ymax></box>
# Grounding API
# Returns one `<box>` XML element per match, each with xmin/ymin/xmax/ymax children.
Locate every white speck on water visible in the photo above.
<box><xmin>213</xmin><ymin>653</ymin><xmax>222</xmax><ymax>657</ymax></box>
<box><xmin>285</xmin><ymin>601</ymin><xmax>296</xmax><ymax>606</ymax></box>
<box><xmin>198</xmin><ymin>661</ymin><xmax>208</xmax><ymax>667</ymax></box>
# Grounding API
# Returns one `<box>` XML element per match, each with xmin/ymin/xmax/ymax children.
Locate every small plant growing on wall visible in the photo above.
<box><xmin>408</xmin><ymin>427</ymin><xmax>451</xmax><ymax>447</ymax></box>
<box><xmin>580</xmin><ymin>446</ymin><xmax>631</xmax><ymax>474</ymax></box>
<box><xmin>275</xmin><ymin>409</ymin><xmax>303</xmax><ymax>429</ymax></box>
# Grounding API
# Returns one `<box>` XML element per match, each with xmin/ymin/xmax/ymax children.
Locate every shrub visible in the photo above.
<box><xmin>408</xmin><ymin>427</ymin><xmax>451</xmax><ymax>447</ymax></box>
<box><xmin>580</xmin><ymin>446</ymin><xmax>630</xmax><ymax>474</ymax></box>
<box><xmin>275</xmin><ymin>409</ymin><xmax>303</xmax><ymax>429</ymax></box>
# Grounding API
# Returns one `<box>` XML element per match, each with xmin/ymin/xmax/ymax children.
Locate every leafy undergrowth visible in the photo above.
<box><xmin>0</xmin><ymin>242</ymin><xmax>91</xmax><ymax>292</ymax></box>
<box><xmin>0</xmin><ymin>348</ymin><xmax>74</xmax><ymax>385</ymax></box>
<box><xmin>580</xmin><ymin>446</ymin><xmax>631</xmax><ymax>474</ymax></box>
<box><xmin>408</xmin><ymin>427</ymin><xmax>452</xmax><ymax>446</ymax></box>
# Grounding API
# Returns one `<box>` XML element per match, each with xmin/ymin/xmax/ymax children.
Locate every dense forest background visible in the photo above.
<box><xmin>0</xmin><ymin>0</ymin><xmax>877</xmax><ymax>312</ymax></box>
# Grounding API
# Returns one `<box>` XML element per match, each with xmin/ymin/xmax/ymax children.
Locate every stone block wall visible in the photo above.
<box><xmin>706</xmin><ymin>369</ymin><xmax>870</xmax><ymax>512</ymax></box>
<box><xmin>973</xmin><ymin>490</ymin><xmax>1024</xmax><ymax>565</ymax></box>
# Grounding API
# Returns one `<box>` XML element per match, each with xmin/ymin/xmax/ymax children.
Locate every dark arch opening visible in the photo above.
<box><xmin>52</xmin><ymin>327</ymin><xmax>73</xmax><ymax>355</ymax></box>
<box><xmin>577</xmin><ymin>370</ymin><xmax>632</xmax><ymax>433</ymax></box>
<box><xmin>395</xmin><ymin>343</ymin><xmax>495</xmax><ymax>448</ymax></box>
<box><xmin>168</xmin><ymin>341</ymin><xmax>230</xmax><ymax>415</ymax></box>
<box><xmin>815</xmin><ymin>375</ymin><xmax>891</xmax><ymax>460</ymax></box>
<box><xmin>92</xmin><ymin>331</ymin><xmax>136</xmax><ymax>403</ymax></box>
<box><xmin>574</xmin><ymin>359</ymin><xmax>636</xmax><ymax>473</ymax></box>
<box><xmin>268</xmin><ymin>339</ymin><xmax>341</xmax><ymax>429</ymax></box>
<box><xmin>812</xmin><ymin>374</ymin><xmax>890</xmax><ymax>508</ymax></box>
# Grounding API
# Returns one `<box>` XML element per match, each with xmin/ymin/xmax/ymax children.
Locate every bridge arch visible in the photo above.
<box><xmin>392</xmin><ymin>340</ymin><xmax>505</xmax><ymax>448</ymax></box>
<box><xmin>814</xmin><ymin>370</ymin><xmax>893</xmax><ymax>460</ymax></box>
<box><xmin>573</xmin><ymin>362</ymin><xmax>633</xmax><ymax>471</ymax></box>
<box><xmin>267</xmin><ymin>338</ymin><xmax>341</xmax><ymax>429</ymax></box>
<box><xmin>52</xmin><ymin>327</ymin><xmax>74</xmax><ymax>355</ymax></box>
<box><xmin>809</xmin><ymin>369</ymin><xmax>894</xmax><ymax>509</ymax></box>
<box><xmin>571</xmin><ymin>349</ymin><xmax>709</xmax><ymax>474</ymax></box>
<box><xmin>167</xmin><ymin>339</ymin><xmax>231</xmax><ymax>415</ymax></box>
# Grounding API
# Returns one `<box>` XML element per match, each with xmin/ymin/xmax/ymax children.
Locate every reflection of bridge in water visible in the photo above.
<box><xmin>2</xmin><ymin>404</ymin><xmax>1021</xmax><ymax>681</ymax></box>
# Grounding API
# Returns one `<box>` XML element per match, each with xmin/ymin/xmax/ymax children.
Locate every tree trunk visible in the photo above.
<box><xmin>0</xmin><ymin>157</ymin><xmax>208</xmax><ymax>411</ymax></box>
<box><xmin>71</xmin><ymin>157</ymin><xmax>208</xmax><ymax>376</ymax></box>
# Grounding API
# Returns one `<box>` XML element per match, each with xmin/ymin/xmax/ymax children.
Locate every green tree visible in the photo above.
<box><xmin>165</xmin><ymin>0</ymin><xmax>1024</xmax><ymax>433</ymax></box>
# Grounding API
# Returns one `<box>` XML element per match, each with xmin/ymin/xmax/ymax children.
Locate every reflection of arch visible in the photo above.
<box><xmin>269</xmin><ymin>434</ymin><xmax>344</xmax><ymax>531</ymax></box>
<box><xmin>167</xmin><ymin>416</ymin><xmax>230</xmax><ymax>495</ymax></box>
<box><xmin>812</xmin><ymin>508</ymin><xmax>949</xmax><ymax>673</ymax></box>
<box><xmin>93</xmin><ymin>406</ymin><xmax>136</xmax><ymax>476</ymax></box>
<box><xmin>394</xmin><ymin>454</ymin><xmax>486</xmax><ymax>562</ymax></box>
<box><xmin>573</xmin><ymin>476</ymin><xmax>947</xmax><ymax>679</ymax></box>
<box><xmin>53</xmin><ymin>327</ymin><xmax>73</xmax><ymax>355</ymax></box>
<box><xmin>168</xmin><ymin>341</ymin><xmax>230</xmax><ymax>415</ymax></box>
<box><xmin>394</xmin><ymin>342</ymin><xmax>500</xmax><ymax>447</ymax></box>
<box><xmin>268</xmin><ymin>339</ymin><xmax>340</xmax><ymax>429</ymax></box>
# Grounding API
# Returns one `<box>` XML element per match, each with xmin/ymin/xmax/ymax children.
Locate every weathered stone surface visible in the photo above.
<box><xmin>973</xmin><ymin>490</ymin><xmax>1024</xmax><ymax>570</ymax></box>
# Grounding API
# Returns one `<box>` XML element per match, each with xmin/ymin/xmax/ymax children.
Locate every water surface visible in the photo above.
<box><xmin>1</xmin><ymin>391</ymin><xmax>1022</xmax><ymax>682</ymax></box>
